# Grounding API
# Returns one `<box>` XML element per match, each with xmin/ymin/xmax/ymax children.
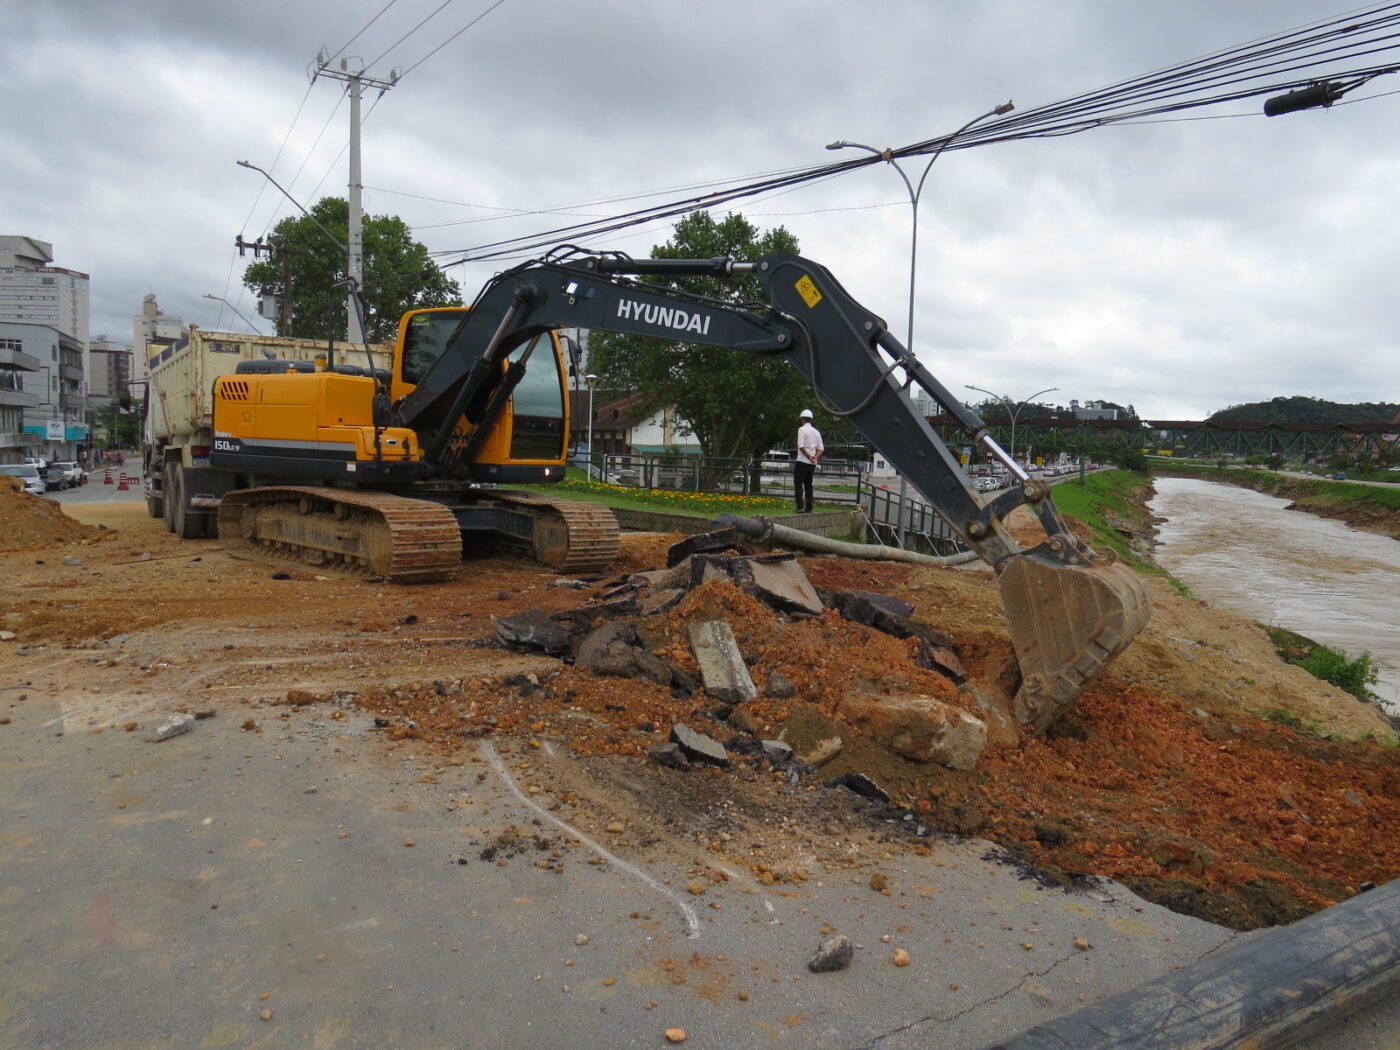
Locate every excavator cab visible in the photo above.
<box><xmin>391</xmin><ymin>307</ymin><xmax>571</xmax><ymax>483</ymax></box>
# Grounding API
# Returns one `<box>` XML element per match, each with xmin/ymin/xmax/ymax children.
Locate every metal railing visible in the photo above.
<box><xmin>577</xmin><ymin>450</ymin><xmax>968</xmax><ymax>556</ymax></box>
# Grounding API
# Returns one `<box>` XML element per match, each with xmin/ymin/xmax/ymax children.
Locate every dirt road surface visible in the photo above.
<box><xmin>2</xmin><ymin>488</ymin><xmax>1398</xmax><ymax>1048</ymax></box>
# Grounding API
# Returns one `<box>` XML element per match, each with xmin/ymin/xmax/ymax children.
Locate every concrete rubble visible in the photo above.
<box><xmin>495</xmin><ymin>528</ymin><xmax>985</xmax><ymax>776</ymax></box>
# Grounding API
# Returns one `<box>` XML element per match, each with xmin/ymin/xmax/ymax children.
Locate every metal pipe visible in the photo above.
<box><xmin>981</xmin><ymin>879</ymin><xmax>1400</xmax><ymax>1050</ymax></box>
<box><xmin>713</xmin><ymin>513</ymin><xmax>980</xmax><ymax>567</ymax></box>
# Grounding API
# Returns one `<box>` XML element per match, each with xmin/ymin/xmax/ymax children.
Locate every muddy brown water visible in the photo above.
<box><xmin>1150</xmin><ymin>476</ymin><xmax>1400</xmax><ymax>716</ymax></box>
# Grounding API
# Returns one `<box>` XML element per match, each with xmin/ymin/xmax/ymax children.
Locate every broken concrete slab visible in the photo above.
<box><xmin>678</xmin><ymin>553</ymin><xmax>822</xmax><ymax>617</ymax></box>
<box><xmin>732</xmin><ymin>556</ymin><xmax>824</xmax><ymax>618</ymax></box>
<box><xmin>669</xmin><ymin>724</ymin><xmax>729</xmax><ymax>767</ymax></box>
<box><xmin>687</xmin><ymin>620</ymin><xmax>757</xmax><ymax>704</ymax></box>
<box><xmin>646</xmin><ymin>742</ymin><xmax>691</xmax><ymax>770</ymax></box>
<box><xmin>639</xmin><ymin>587</ymin><xmax>685</xmax><ymax>616</ymax></box>
<box><xmin>576</xmin><ymin>622</ymin><xmax>671</xmax><ymax>685</ymax></box>
<box><xmin>838</xmin><ymin>693</ymin><xmax>988</xmax><ymax>770</ymax></box>
<box><xmin>148</xmin><ymin>713</ymin><xmax>195</xmax><ymax>742</ymax></box>
<box><xmin>496</xmin><ymin>609</ymin><xmax>573</xmax><ymax>655</ymax></box>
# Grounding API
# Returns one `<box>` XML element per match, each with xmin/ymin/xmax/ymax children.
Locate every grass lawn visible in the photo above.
<box><xmin>504</xmin><ymin>470</ymin><xmax>844</xmax><ymax>518</ymax></box>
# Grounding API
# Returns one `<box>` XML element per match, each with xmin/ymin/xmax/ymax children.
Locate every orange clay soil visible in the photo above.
<box><xmin>3</xmin><ymin>484</ymin><xmax>1396</xmax><ymax>930</ymax></box>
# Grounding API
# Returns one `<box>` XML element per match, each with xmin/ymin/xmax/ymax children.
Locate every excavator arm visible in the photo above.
<box><xmin>398</xmin><ymin>250</ymin><xmax>1150</xmax><ymax>729</ymax></box>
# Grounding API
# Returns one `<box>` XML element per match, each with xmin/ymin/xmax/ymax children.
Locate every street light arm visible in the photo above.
<box><xmin>203</xmin><ymin>294</ymin><xmax>265</xmax><ymax>336</ymax></box>
<box><xmin>912</xmin><ymin>99</ymin><xmax>1016</xmax><ymax>202</ymax></box>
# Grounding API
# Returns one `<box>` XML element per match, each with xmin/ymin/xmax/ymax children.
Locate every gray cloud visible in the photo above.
<box><xmin>4</xmin><ymin>0</ymin><xmax>1396</xmax><ymax>419</ymax></box>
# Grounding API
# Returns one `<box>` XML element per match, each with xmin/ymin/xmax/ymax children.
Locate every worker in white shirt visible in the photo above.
<box><xmin>795</xmin><ymin>409</ymin><xmax>824</xmax><ymax>513</ymax></box>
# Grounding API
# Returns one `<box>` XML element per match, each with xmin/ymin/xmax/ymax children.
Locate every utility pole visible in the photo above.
<box><xmin>310</xmin><ymin>52</ymin><xmax>398</xmax><ymax>344</ymax></box>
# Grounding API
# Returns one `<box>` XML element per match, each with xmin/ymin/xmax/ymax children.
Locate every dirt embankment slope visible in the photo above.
<box><xmin>2</xmin><ymin>482</ymin><xmax>1396</xmax><ymax>932</ymax></box>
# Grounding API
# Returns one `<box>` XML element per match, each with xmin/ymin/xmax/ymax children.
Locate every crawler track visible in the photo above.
<box><xmin>217</xmin><ymin>487</ymin><xmax>620</xmax><ymax>581</ymax></box>
<box><xmin>218</xmin><ymin>487</ymin><xmax>463</xmax><ymax>583</ymax></box>
<box><xmin>488</xmin><ymin>491</ymin><xmax>620</xmax><ymax>575</ymax></box>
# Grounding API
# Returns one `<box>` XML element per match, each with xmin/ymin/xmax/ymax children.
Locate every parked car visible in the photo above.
<box><xmin>0</xmin><ymin>463</ymin><xmax>47</xmax><ymax>495</ymax></box>
<box><xmin>45</xmin><ymin>461</ymin><xmax>82</xmax><ymax>490</ymax></box>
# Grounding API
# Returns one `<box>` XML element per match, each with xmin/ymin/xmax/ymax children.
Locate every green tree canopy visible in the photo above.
<box><xmin>587</xmin><ymin>211</ymin><xmax>822</xmax><ymax>462</ymax></box>
<box><xmin>242</xmin><ymin>197</ymin><xmax>461</xmax><ymax>344</ymax></box>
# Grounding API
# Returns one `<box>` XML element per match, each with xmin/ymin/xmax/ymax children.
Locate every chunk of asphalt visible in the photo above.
<box><xmin>670</xmin><ymin>724</ymin><xmax>730</xmax><ymax>767</ymax></box>
<box><xmin>495</xmin><ymin>608</ymin><xmax>572</xmax><ymax>655</ymax></box>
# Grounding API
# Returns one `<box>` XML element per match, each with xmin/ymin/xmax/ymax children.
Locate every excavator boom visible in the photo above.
<box><xmin>406</xmin><ymin>250</ymin><xmax>1149</xmax><ymax>729</ymax></box>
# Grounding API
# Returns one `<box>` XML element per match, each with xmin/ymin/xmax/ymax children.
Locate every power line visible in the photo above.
<box><xmin>324</xmin><ymin>0</ymin><xmax>402</xmax><ymax>68</ymax></box>
<box><xmin>395</xmin><ymin>0</ymin><xmax>511</xmax><ymax>79</ymax></box>
<box><xmin>433</xmin><ymin>3</ymin><xmax>1400</xmax><ymax>265</ymax></box>
<box><xmin>365</xmin><ymin>0</ymin><xmax>457</xmax><ymax>71</ymax></box>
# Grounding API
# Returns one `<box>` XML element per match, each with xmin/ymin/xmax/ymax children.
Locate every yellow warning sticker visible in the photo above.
<box><xmin>795</xmin><ymin>274</ymin><xmax>823</xmax><ymax>308</ymax></box>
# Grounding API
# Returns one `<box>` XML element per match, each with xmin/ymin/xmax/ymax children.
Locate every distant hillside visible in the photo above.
<box><xmin>1208</xmin><ymin>396</ymin><xmax>1399</xmax><ymax>424</ymax></box>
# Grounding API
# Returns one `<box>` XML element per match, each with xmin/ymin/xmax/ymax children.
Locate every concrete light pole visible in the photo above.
<box><xmin>310</xmin><ymin>54</ymin><xmax>398</xmax><ymax>345</ymax></box>
<box><xmin>585</xmin><ymin>373</ymin><xmax>598</xmax><ymax>481</ymax></box>
<box><xmin>965</xmin><ymin>384</ymin><xmax>1059</xmax><ymax>467</ymax></box>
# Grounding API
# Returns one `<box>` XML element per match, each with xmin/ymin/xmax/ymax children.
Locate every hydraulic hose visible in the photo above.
<box><xmin>712</xmin><ymin>513</ymin><xmax>982</xmax><ymax>567</ymax></box>
<box><xmin>981</xmin><ymin>878</ymin><xmax>1400</xmax><ymax>1050</ymax></box>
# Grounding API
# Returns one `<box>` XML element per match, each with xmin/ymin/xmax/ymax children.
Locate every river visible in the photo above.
<box><xmin>1149</xmin><ymin>476</ymin><xmax>1400</xmax><ymax>716</ymax></box>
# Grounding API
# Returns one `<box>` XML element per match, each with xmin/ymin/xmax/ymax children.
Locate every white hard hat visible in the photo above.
<box><xmin>799</xmin><ymin>409</ymin><xmax>813</xmax><ymax>419</ymax></box>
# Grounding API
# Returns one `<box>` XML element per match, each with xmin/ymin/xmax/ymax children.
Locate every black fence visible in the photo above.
<box><xmin>582</xmin><ymin>452</ymin><xmax>968</xmax><ymax>556</ymax></box>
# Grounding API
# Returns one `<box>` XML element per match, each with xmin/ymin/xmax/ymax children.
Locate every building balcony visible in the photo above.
<box><xmin>0</xmin><ymin>387</ymin><xmax>39</xmax><ymax>409</ymax></box>
<box><xmin>60</xmin><ymin>362</ymin><xmax>83</xmax><ymax>382</ymax></box>
<box><xmin>0</xmin><ymin>346</ymin><xmax>41</xmax><ymax>371</ymax></box>
<box><xmin>0</xmin><ymin>431</ymin><xmax>24</xmax><ymax>449</ymax></box>
<box><xmin>59</xmin><ymin>391</ymin><xmax>85</xmax><ymax>412</ymax></box>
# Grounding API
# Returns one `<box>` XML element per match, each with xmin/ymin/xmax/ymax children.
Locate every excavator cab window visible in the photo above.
<box><xmin>400</xmin><ymin>309</ymin><xmax>469</xmax><ymax>386</ymax></box>
<box><xmin>506</xmin><ymin>334</ymin><xmax>565</xmax><ymax>461</ymax></box>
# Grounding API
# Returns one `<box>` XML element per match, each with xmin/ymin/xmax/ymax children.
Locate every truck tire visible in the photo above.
<box><xmin>165</xmin><ymin>461</ymin><xmax>207</xmax><ymax>539</ymax></box>
<box><xmin>161</xmin><ymin>461</ymin><xmax>178</xmax><ymax>533</ymax></box>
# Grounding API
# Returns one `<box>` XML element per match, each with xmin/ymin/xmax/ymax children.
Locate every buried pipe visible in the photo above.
<box><xmin>981</xmin><ymin>879</ymin><xmax>1400</xmax><ymax>1050</ymax></box>
<box><xmin>712</xmin><ymin>513</ymin><xmax>981</xmax><ymax>567</ymax></box>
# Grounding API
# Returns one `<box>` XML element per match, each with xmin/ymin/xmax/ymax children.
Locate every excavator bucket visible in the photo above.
<box><xmin>997</xmin><ymin>551</ymin><xmax>1152</xmax><ymax>732</ymax></box>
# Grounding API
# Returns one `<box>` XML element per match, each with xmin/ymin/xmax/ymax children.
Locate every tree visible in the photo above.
<box><xmin>586</xmin><ymin>212</ymin><xmax>820</xmax><ymax>468</ymax></box>
<box><xmin>242</xmin><ymin>198</ymin><xmax>461</xmax><ymax>344</ymax></box>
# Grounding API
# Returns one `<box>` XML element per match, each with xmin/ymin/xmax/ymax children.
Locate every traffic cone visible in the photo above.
<box><xmin>104</xmin><ymin>469</ymin><xmax>113</xmax><ymax>484</ymax></box>
<box><xmin>117</xmin><ymin>475</ymin><xmax>129</xmax><ymax>491</ymax></box>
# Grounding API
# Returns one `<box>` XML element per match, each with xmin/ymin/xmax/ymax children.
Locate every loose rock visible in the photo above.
<box><xmin>807</xmin><ymin>935</ymin><xmax>855</xmax><ymax>973</ymax></box>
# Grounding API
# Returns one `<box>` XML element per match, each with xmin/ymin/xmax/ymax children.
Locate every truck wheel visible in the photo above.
<box><xmin>165</xmin><ymin>462</ymin><xmax>207</xmax><ymax>539</ymax></box>
<box><xmin>146</xmin><ymin>490</ymin><xmax>164</xmax><ymax>519</ymax></box>
<box><xmin>162</xmin><ymin>462</ymin><xmax>178</xmax><ymax>533</ymax></box>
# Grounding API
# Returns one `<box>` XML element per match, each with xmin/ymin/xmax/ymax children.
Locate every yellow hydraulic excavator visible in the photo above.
<box><xmin>203</xmin><ymin>249</ymin><xmax>1149</xmax><ymax>728</ymax></box>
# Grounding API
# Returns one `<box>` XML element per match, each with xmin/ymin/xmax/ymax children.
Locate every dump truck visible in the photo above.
<box><xmin>143</xmin><ymin>327</ymin><xmax>394</xmax><ymax>538</ymax></box>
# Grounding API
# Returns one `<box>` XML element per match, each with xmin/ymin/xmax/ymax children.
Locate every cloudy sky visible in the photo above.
<box><xmin>6</xmin><ymin>1</ymin><xmax>1398</xmax><ymax>420</ymax></box>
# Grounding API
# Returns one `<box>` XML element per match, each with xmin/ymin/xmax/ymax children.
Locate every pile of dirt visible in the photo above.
<box><xmin>345</xmin><ymin>530</ymin><xmax>1397</xmax><ymax>931</ymax></box>
<box><xmin>0</xmin><ymin>478</ymin><xmax>110</xmax><ymax>553</ymax></box>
